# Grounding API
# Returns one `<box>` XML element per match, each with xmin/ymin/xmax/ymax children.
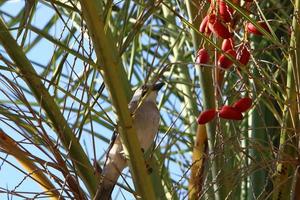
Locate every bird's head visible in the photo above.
<box><xmin>131</xmin><ymin>82</ymin><xmax>164</xmax><ymax>103</ymax></box>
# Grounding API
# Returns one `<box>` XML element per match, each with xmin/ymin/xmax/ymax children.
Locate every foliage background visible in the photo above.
<box><xmin>0</xmin><ymin>0</ymin><xmax>299</xmax><ymax>200</ymax></box>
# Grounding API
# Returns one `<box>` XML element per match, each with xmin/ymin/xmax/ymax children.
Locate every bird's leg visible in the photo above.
<box><xmin>142</xmin><ymin>146</ymin><xmax>155</xmax><ymax>174</ymax></box>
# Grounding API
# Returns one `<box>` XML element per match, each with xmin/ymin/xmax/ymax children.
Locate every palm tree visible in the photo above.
<box><xmin>0</xmin><ymin>0</ymin><xmax>299</xmax><ymax>199</ymax></box>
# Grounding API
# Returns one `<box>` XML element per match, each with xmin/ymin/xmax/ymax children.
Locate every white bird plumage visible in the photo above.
<box><xmin>98</xmin><ymin>83</ymin><xmax>164</xmax><ymax>200</ymax></box>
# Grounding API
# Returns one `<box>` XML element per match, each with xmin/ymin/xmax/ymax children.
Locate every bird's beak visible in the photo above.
<box><xmin>152</xmin><ymin>82</ymin><xmax>164</xmax><ymax>91</ymax></box>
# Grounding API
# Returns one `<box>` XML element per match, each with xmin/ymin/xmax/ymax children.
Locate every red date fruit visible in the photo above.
<box><xmin>246</xmin><ymin>21</ymin><xmax>270</xmax><ymax>35</ymax></box>
<box><xmin>196</xmin><ymin>48</ymin><xmax>210</xmax><ymax>65</ymax></box>
<box><xmin>199</xmin><ymin>15</ymin><xmax>211</xmax><ymax>34</ymax></box>
<box><xmin>197</xmin><ymin>109</ymin><xmax>217</xmax><ymax>124</ymax></box>
<box><xmin>222</xmin><ymin>38</ymin><xmax>234</xmax><ymax>51</ymax></box>
<box><xmin>232</xmin><ymin>97</ymin><xmax>252</xmax><ymax>112</ymax></box>
<box><xmin>219</xmin><ymin>105</ymin><xmax>243</xmax><ymax>120</ymax></box>
<box><xmin>208</xmin><ymin>14</ymin><xmax>232</xmax><ymax>39</ymax></box>
<box><xmin>218</xmin><ymin>0</ymin><xmax>234</xmax><ymax>22</ymax></box>
<box><xmin>218</xmin><ymin>49</ymin><xmax>237</xmax><ymax>69</ymax></box>
<box><xmin>237</xmin><ymin>44</ymin><xmax>250</xmax><ymax>65</ymax></box>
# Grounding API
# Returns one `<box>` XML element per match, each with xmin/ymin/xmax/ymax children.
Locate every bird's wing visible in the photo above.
<box><xmin>106</xmin><ymin>100</ymin><xmax>137</xmax><ymax>158</ymax></box>
<box><xmin>128</xmin><ymin>100</ymin><xmax>138</xmax><ymax>114</ymax></box>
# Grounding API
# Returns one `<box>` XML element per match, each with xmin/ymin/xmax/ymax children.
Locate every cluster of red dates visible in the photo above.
<box><xmin>198</xmin><ymin>97</ymin><xmax>252</xmax><ymax>124</ymax></box>
<box><xmin>197</xmin><ymin>0</ymin><xmax>270</xmax><ymax>124</ymax></box>
<box><xmin>196</xmin><ymin>0</ymin><xmax>270</xmax><ymax>69</ymax></box>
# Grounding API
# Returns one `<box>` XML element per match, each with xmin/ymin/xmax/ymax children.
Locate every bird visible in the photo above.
<box><xmin>97</xmin><ymin>82</ymin><xmax>164</xmax><ymax>200</ymax></box>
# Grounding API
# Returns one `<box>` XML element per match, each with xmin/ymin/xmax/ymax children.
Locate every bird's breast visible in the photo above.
<box><xmin>133</xmin><ymin>102</ymin><xmax>160</xmax><ymax>150</ymax></box>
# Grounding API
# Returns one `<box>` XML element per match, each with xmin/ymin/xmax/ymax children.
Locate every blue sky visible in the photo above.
<box><xmin>0</xmin><ymin>1</ymin><xmax>55</xmax><ymax>199</ymax></box>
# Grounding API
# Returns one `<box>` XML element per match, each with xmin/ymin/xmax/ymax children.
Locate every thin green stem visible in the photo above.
<box><xmin>272</xmin><ymin>0</ymin><xmax>300</xmax><ymax>199</ymax></box>
<box><xmin>0</xmin><ymin>17</ymin><xmax>99</xmax><ymax>196</ymax></box>
<box><xmin>78</xmin><ymin>1</ymin><xmax>156</xmax><ymax>199</ymax></box>
<box><xmin>184</xmin><ymin>1</ymin><xmax>219</xmax><ymax>200</ymax></box>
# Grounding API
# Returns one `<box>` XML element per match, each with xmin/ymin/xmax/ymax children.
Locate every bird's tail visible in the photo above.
<box><xmin>94</xmin><ymin>162</ymin><xmax>122</xmax><ymax>200</ymax></box>
<box><xmin>95</xmin><ymin>184</ymin><xmax>115</xmax><ymax>200</ymax></box>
